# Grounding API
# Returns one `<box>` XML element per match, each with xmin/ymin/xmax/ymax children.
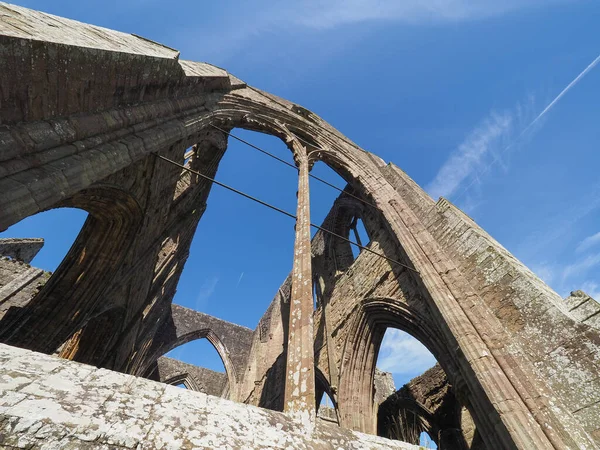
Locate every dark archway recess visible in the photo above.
<box><xmin>0</xmin><ymin>11</ymin><xmax>598</xmax><ymax>449</ymax></box>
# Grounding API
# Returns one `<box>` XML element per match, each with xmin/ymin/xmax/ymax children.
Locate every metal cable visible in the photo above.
<box><xmin>154</xmin><ymin>154</ymin><xmax>419</xmax><ymax>274</ymax></box>
<box><xmin>209</xmin><ymin>124</ymin><xmax>381</xmax><ymax>211</ymax></box>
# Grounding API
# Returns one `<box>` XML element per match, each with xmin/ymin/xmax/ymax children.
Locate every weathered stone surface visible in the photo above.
<box><xmin>373</xmin><ymin>369</ymin><xmax>396</xmax><ymax>407</ymax></box>
<box><xmin>0</xmin><ymin>257</ymin><xmax>50</xmax><ymax>320</ymax></box>
<box><xmin>0</xmin><ymin>343</ymin><xmax>418</xmax><ymax>450</ymax></box>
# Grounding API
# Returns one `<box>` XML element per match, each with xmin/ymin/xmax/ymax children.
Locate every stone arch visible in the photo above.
<box><xmin>202</xmin><ymin>91</ymin><xmax>584</xmax><ymax>447</ymax></box>
<box><xmin>315</xmin><ymin>367</ymin><xmax>338</xmax><ymax>411</ymax></box>
<box><xmin>0</xmin><ymin>66</ymin><xmax>592</xmax><ymax>445</ymax></box>
<box><xmin>0</xmin><ymin>185</ymin><xmax>143</xmax><ymax>354</ymax></box>
<box><xmin>337</xmin><ymin>296</ymin><xmax>452</xmax><ymax>435</ymax></box>
<box><xmin>378</xmin><ymin>395</ymin><xmax>438</xmax><ymax>445</ymax></box>
<box><xmin>164</xmin><ymin>373</ymin><xmax>197</xmax><ymax>390</ymax></box>
<box><xmin>148</xmin><ymin>329</ymin><xmax>236</xmax><ymax>395</ymax></box>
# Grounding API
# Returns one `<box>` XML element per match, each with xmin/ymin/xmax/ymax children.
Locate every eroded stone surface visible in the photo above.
<box><xmin>0</xmin><ymin>343</ymin><xmax>418</xmax><ymax>450</ymax></box>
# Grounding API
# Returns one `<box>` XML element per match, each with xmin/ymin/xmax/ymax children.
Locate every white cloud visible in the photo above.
<box><xmin>426</xmin><ymin>111</ymin><xmax>514</xmax><ymax>199</ymax></box>
<box><xmin>562</xmin><ymin>253</ymin><xmax>600</xmax><ymax>282</ymax></box>
<box><xmin>530</xmin><ymin>263</ymin><xmax>555</xmax><ymax>285</ymax></box>
<box><xmin>427</xmin><ymin>51</ymin><xmax>600</xmax><ymax>205</ymax></box>
<box><xmin>576</xmin><ymin>231</ymin><xmax>600</xmax><ymax>254</ymax></box>
<box><xmin>377</xmin><ymin>329</ymin><xmax>436</xmax><ymax>375</ymax></box>
<box><xmin>236</xmin><ymin>271</ymin><xmax>245</xmax><ymax>288</ymax></box>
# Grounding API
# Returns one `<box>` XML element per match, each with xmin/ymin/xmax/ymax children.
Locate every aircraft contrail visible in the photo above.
<box><xmin>454</xmin><ymin>53</ymin><xmax>600</xmax><ymax>202</ymax></box>
<box><xmin>523</xmin><ymin>53</ymin><xmax>600</xmax><ymax>135</ymax></box>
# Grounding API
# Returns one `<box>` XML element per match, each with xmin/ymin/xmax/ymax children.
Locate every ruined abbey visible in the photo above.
<box><xmin>0</xmin><ymin>3</ymin><xmax>599</xmax><ymax>449</ymax></box>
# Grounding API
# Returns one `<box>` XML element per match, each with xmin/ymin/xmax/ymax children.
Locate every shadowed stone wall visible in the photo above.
<box><xmin>0</xmin><ymin>257</ymin><xmax>50</xmax><ymax>321</ymax></box>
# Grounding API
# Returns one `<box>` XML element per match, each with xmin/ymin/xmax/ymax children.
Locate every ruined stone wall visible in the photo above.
<box><xmin>564</xmin><ymin>290</ymin><xmax>600</xmax><ymax>330</ymax></box>
<box><xmin>0</xmin><ymin>4</ymin><xmax>598</xmax><ymax>447</ymax></box>
<box><xmin>0</xmin><ymin>257</ymin><xmax>50</xmax><ymax>321</ymax></box>
<box><xmin>235</xmin><ymin>275</ymin><xmax>291</xmax><ymax>409</ymax></box>
<box><xmin>381</xmin><ymin>163</ymin><xmax>600</xmax><ymax>441</ymax></box>
<box><xmin>373</xmin><ymin>369</ymin><xmax>395</xmax><ymax>407</ymax></box>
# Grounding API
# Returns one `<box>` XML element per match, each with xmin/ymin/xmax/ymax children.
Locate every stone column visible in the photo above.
<box><xmin>283</xmin><ymin>139</ymin><xmax>316</xmax><ymax>427</ymax></box>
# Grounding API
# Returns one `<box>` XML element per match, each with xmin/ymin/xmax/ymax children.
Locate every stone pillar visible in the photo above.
<box><xmin>283</xmin><ymin>140</ymin><xmax>316</xmax><ymax>427</ymax></box>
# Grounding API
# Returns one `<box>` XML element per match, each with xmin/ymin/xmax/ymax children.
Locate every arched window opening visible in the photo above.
<box><xmin>377</xmin><ymin>328</ymin><xmax>437</xmax><ymax>388</ymax></box>
<box><xmin>350</xmin><ymin>216</ymin><xmax>370</xmax><ymax>259</ymax></box>
<box><xmin>175</xmin><ymin>382</ymin><xmax>187</xmax><ymax>389</ymax></box>
<box><xmin>173</xmin><ymin>129</ymin><xmax>348</xmax><ymax>329</ymax></box>
<box><xmin>0</xmin><ymin>185</ymin><xmax>141</xmax><ymax>357</ymax></box>
<box><xmin>0</xmin><ymin>208</ymin><xmax>87</xmax><ymax>271</ymax></box>
<box><xmin>183</xmin><ymin>145</ymin><xmax>195</xmax><ymax>167</ymax></box>
<box><xmin>375</xmin><ymin>328</ymin><xmax>442</xmax><ymax>447</ymax></box>
<box><xmin>173</xmin><ymin>131</ymin><xmax>297</xmax><ymax>328</ymax></box>
<box><xmin>0</xmin><ymin>208</ymin><xmax>88</xmax><ymax>321</ymax></box>
<box><xmin>167</xmin><ymin>338</ymin><xmax>226</xmax><ymax>373</ymax></box>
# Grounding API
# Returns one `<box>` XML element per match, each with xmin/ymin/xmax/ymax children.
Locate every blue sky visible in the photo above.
<box><xmin>2</xmin><ymin>0</ymin><xmax>599</xmax><ymax>391</ymax></box>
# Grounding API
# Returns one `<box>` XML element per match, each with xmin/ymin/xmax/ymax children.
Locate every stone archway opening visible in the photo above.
<box><xmin>0</xmin><ymin>186</ymin><xmax>142</xmax><ymax>356</ymax></box>
<box><xmin>171</xmin><ymin>127</ymin><xmax>349</xmax><ymax>329</ymax></box>
<box><xmin>158</xmin><ymin>337</ymin><xmax>230</xmax><ymax>397</ymax></box>
<box><xmin>0</xmin><ymin>207</ymin><xmax>88</xmax><ymax>322</ymax></box>
<box><xmin>0</xmin><ymin>207</ymin><xmax>88</xmax><ymax>270</ymax></box>
<box><xmin>375</xmin><ymin>327</ymin><xmax>472</xmax><ymax>449</ymax></box>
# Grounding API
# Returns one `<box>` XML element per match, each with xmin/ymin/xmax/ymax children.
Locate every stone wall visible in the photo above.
<box><xmin>381</xmin><ymin>162</ymin><xmax>600</xmax><ymax>442</ymax></box>
<box><xmin>0</xmin><ymin>343</ymin><xmax>418</xmax><ymax>450</ymax></box>
<box><xmin>0</xmin><ymin>257</ymin><xmax>50</xmax><ymax>321</ymax></box>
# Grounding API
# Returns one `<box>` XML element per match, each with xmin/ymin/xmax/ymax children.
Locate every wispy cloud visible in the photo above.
<box><xmin>428</xmin><ymin>53</ymin><xmax>600</xmax><ymax>203</ymax></box>
<box><xmin>426</xmin><ymin>111</ymin><xmax>514</xmax><ymax>199</ymax></box>
<box><xmin>562</xmin><ymin>253</ymin><xmax>600</xmax><ymax>282</ymax></box>
<box><xmin>576</xmin><ymin>231</ymin><xmax>600</xmax><ymax>254</ymax></box>
<box><xmin>377</xmin><ymin>329</ymin><xmax>436</xmax><ymax>376</ymax></box>
<box><xmin>530</xmin><ymin>263</ymin><xmax>556</xmax><ymax>285</ymax></box>
<box><xmin>176</xmin><ymin>0</ymin><xmax>574</xmax><ymax>64</ymax></box>
<box><xmin>195</xmin><ymin>276</ymin><xmax>219</xmax><ymax>310</ymax></box>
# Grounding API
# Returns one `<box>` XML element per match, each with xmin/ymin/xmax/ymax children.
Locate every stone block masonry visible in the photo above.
<box><xmin>0</xmin><ymin>343</ymin><xmax>419</xmax><ymax>449</ymax></box>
